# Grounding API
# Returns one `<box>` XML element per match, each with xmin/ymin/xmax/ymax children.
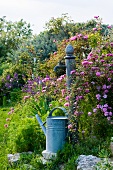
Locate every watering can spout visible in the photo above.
<box><xmin>35</xmin><ymin>114</ymin><xmax>46</xmax><ymax>136</ymax></box>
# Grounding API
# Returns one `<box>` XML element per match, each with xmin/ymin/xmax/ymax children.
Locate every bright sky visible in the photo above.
<box><xmin>0</xmin><ymin>0</ymin><xmax>113</xmax><ymax>35</ymax></box>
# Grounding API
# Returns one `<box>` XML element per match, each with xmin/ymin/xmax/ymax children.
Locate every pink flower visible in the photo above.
<box><xmin>49</xmin><ymin>104</ymin><xmax>52</xmax><ymax>107</ymax></box>
<box><xmin>70</xmin><ymin>70</ymin><xmax>76</xmax><ymax>74</ymax></box>
<box><xmin>107</xmin><ymin>25</ymin><xmax>112</xmax><ymax>29</ymax></box>
<box><xmin>83</xmin><ymin>35</ymin><xmax>88</xmax><ymax>40</ymax></box>
<box><xmin>87</xmin><ymin>52</ymin><xmax>93</xmax><ymax>60</ymax></box>
<box><xmin>68</xmin><ymin>124</ymin><xmax>73</xmax><ymax>129</ymax></box>
<box><xmin>6</xmin><ymin>118</ymin><xmax>10</xmax><ymax>121</ymax></box>
<box><xmin>54</xmin><ymin>52</ymin><xmax>57</xmax><ymax>55</ymax></box>
<box><xmin>93</xmin><ymin>28</ymin><xmax>97</xmax><ymax>31</ymax></box>
<box><xmin>64</xmin><ymin>102</ymin><xmax>70</xmax><ymax>107</ymax></box>
<box><xmin>70</xmin><ymin>36</ymin><xmax>77</xmax><ymax>41</ymax></box>
<box><xmin>61</xmin><ymin>89</ymin><xmax>66</xmax><ymax>97</ymax></box>
<box><xmin>42</xmin><ymin>89</ymin><xmax>46</xmax><ymax>93</ymax></box>
<box><xmin>94</xmin><ymin>16</ymin><xmax>99</xmax><ymax>19</ymax></box>
<box><xmin>23</xmin><ymin>95</ymin><xmax>30</xmax><ymax>101</ymax></box>
<box><xmin>96</xmin><ymin>72</ymin><xmax>101</xmax><ymax>77</ymax></box>
<box><xmin>65</xmin><ymin>96</ymin><xmax>70</xmax><ymax>101</ymax></box>
<box><xmin>4</xmin><ymin>124</ymin><xmax>8</xmax><ymax>128</ymax></box>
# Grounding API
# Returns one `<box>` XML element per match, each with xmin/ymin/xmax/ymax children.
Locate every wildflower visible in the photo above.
<box><xmin>64</xmin><ymin>102</ymin><xmax>70</xmax><ymax>107</ymax></box>
<box><xmin>70</xmin><ymin>36</ymin><xmax>77</xmax><ymax>41</ymax></box>
<box><xmin>93</xmin><ymin>108</ymin><xmax>97</xmax><ymax>113</ymax></box>
<box><xmin>61</xmin><ymin>89</ymin><xmax>66</xmax><ymax>97</ymax></box>
<box><xmin>74</xmin><ymin>111</ymin><xmax>79</xmax><ymax>116</ymax></box>
<box><xmin>85</xmin><ymin>89</ymin><xmax>90</xmax><ymax>93</ymax></box>
<box><xmin>93</xmin><ymin>28</ymin><xmax>97</xmax><ymax>31</ymax></box>
<box><xmin>104</xmin><ymin>112</ymin><xmax>108</xmax><ymax>116</ymax></box>
<box><xmin>107</xmin><ymin>117</ymin><xmax>111</xmax><ymax>121</ymax></box>
<box><xmin>94</xmin><ymin>16</ymin><xmax>99</xmax><ymax>19</ymax></box>
<box><xmin>49</xmin><ymin>104</ymin><xmax>52</xmax><ymax>107</ymax></box>
<box><xmin>108</xmin><ymin>78</ymin><xmax>111</xmax><ymax>82</ymax></box>
<box><xmin>68</xmin><ymin>124</ymin><xmax>73</xmax><ymax>129</ymax></box>
<box><xmin>103</xmin><ymin>94</ymin><xmax>107</xmax><ymax>98</ymax></box>
<box><xmin>54</xmin><ymin>52</ymin><xmax>57</xmax><ymax>55</ymax></box>
<box><xmin>4</xmin><ymin>124</ymin><xmax>8</xmax><ymax>128</ymax></box>
<box><xmin>103</xmin><ymin>104</ymin><xmax>108</xmax><ymax>108</ymax></box>
<box><xmin>107</xmin><ymin>85</ymin><xmax>111</xmax><ymax>89</ymax></box>
<box><xmin>102</xmin><ymin>84</ymin><xmax>107</xmax><ymax>89</ymax></box>
<box><xmin>96</xmin><ymin>94</ymin><xmax>101</xmax><ymax>100</ymax></box>
<box><xmin>109</xmin><ymin>112</ymin><xmax>112</xmax><ymax>116</ymax></box>
<box><xmin>70</xmin><ymin>70</ymin><xmax>76</xmax><ymax>74</ymax></box>
<box><xmin>103</xmin><ymin>107</ymin><xmax>107</xmax><ymax>112</ymax></box>
<box><xmin>107</xmin><ymin>25</ymin><xmax>112</xmax><ymax>29</ymax></box>
<box><xmin>42</xmin><ymin>89</ymin><xmax>46</xmax><ymax>93</ymax></box>
<box><xmin>83</xmin><ymin>35</ymin><xmax>88</xmax><ymax>40</ymax></box>
<box><xmin>6</xmin><ymin>118</ymin><xmax>10</xmax><ymax>121</ymax></box>
<box><xmin>65</xmin><ymin>96</ymin><xmax>70</xmax><ymax>101</ymax></box>
<box><xmin>23</xmin><ymin>95</ymin><xmax>30</xmax><ymax>101</ymax></box>
<box><xmin>96</xmin><ymin>72</ymin><xmax>101</xmax><ymax>77</ymax></box>
<box><xmin>88</xmin><ymin>112</ymin><xmax>92</xmax><ymax>116</ymax></box>
<box><xmin>8</xmin><ymin>111</ymin><xmax>12</xmax><ymax>115</ymax></box>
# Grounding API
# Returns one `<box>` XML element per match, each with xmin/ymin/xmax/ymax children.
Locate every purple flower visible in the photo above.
<box><xmin>107</xmin><ymin>117</ymin><xmax>111</xmax><ymax>121</ymax></box>
<box><xmin>104</xmin><ymin>112</ymin><xmax>108</xmax><ymax>116</ymax></box>
<box><xmin>96</xmin><ymin>94</ymin><xmax>101</xmax><ymax>100</ymax></box>
<box><xmin>109</xmin><ymin>112</ymin><xmax>112</xmax><ymax>116</ymax></box>
<box><xmin>103</xmin><ymin>94</ymin><xmax>107</xmax><ymax>99</ymax></box>
<box><xmin>103</xmin><ymin>107</ymin><xmax>107</xmax><ymax>112</ymax></box>
<box><xmin>102</xmin><ymin>84</ymin><xmax>107</xmax><ymax>90</ymax></box>
<box><xmin>96</xmin><ymin>72</ymin><xmax>101</xmax><ymax>77</ymax></box>
<box><xmin>103</xmin><ymin>104</ymin><xmax>108</xmax><ymax>108</ymax></box>
<box><xmin>108</xmin><ymin>78</ymin><xmax>111</xmax><ymax>82</ymax></box>
<box><xmin>88</xmin><ymin>112</ymin><xmax>92</xmax><ymax>116</ymax></box>
<box><xmin>93</xmin><ymin>108</ymin><xmax>97</xmax><ymax>113</ymax></box>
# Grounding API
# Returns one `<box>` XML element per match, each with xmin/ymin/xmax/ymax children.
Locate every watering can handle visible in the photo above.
<box><xmin>48</xmin><ymin>107</ymin><xmax>68</xmax><ymax>117</ymax></box>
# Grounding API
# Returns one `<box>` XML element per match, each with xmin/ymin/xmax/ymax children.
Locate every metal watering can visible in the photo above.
<box><xmin>36</xmin><ymin>107</ymin><xmax>68</xmax><ymax>154</ymax></box>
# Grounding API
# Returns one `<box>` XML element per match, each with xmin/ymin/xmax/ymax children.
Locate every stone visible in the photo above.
<box><xmin>7</xmin><ymin>153</ymin><xmax>20</xmax><ymax>163</ymax></box>
<box><xmin>7</xmin><ymin>151</ymin><xmax>33</xmax><ymax>164</ymax></box>
<box><xmin>76</xmin><ymin>155</ymin><xmax>101</xmax><ymax>170</ymax></box>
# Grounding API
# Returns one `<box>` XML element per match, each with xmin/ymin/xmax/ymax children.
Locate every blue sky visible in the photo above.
<box><xmin>0</xmin><ymin>0</ymin><xmax>113</xmax><ymax>34</ymax></box>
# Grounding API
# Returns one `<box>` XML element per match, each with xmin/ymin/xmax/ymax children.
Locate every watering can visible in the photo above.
<box><xmin>35</xmin><ymin>107</ymin><xmax>68</xmax><ymax>154</ymax></box>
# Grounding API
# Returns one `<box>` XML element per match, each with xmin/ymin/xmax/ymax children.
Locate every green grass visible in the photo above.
<box><xmin>0</xmin><ymin>107</ymin><xmax>11</xmax><ymax>169</ymax></box>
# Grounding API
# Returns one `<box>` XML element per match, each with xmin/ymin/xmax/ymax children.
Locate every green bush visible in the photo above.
<box><xmin>7</xmin><ymin>117</ymin><xmax>45</xmax><ymax>153</ymax></box>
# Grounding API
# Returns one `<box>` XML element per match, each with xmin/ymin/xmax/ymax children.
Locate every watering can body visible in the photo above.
<box><xmin>36</xmin><ymin>107</ymin><xmax>68</xmax><ymax>153</ymax></box>
<box><xmin>46</xmin><ymin>115</ymin><xmax>68</xmax><ymax>153</ymax></box>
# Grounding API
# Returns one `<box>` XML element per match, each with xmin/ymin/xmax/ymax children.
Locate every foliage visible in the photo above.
<box><xmin>0</xmin><ymin>16</ymin><xmax>32</xmax><ymax>63</ymax></box>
